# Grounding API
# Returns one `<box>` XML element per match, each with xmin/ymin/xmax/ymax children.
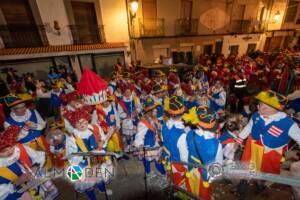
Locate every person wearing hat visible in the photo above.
<box><xmin>235</xmin><ymin>90</ymin><xmax>300</xmax><ymax>195</ymax></box>
<box><xmin>60</xmin><ymin>90</ymin><xmax>84</xmax><ymax>134</ymax></box>
<box><xmin>46</xmin><ymin>122</ymin><xmax>69</xmax><ymax>169</ymax></box>
<box><xmin>107</xmin><ymin>72</ymin><xmax>121</xmax><ymax>96</ymax></box>
<box><xmin>50</xmin><ymin>81</ymin><xmax>65</xmax><ymax>120</ymax></box>
<box><xmin>161</xmin><ymin>95</ymin><xmax>189</xmax><ymax>193</ymax></box>
<box><xmin>150</xmin><ymin>84</ymin><xmax>167</xmax><ymax>124</ymax></box>
<box><xmin>0</xmin><ymin>125</ymin><xmax>58</xmax><ymax>200</ymax></box>
<box><xmin>183</xmin><ymin>106</ymin><xmax>223</xmax><ymax>200</ymax></box>
<box><xmin>152</xmin><ymin>70</ymin><xmax>166</xmax><ymax>86</ymax></box>
<box><xmin>219</xmin><ymin>114</ymin><xmax>243</xmax><ymax>164</ymax></box>
<box><xmin>231</xmin><ymin>69</ymin><xmax>248</xmax><ymax>112</ymax></box>
<box><xmin>118</xmin><ymin>83</ymin><xmax>141</xmax><ymax>150</ymax></box>
<box><xmin>208</xmin><ymin>79</ymin><xmax>226</xmax><ymax>118</ymax></box>
<box><xmin>133</xmin><ymin>97</ymin><xmax>166</xmax><ymax>177</ymax></box>
<box><xmin>64</xmin><ymin>105</ymin><xmax>113</xmax><ymax>199</ymax></box>
<box><xmin>168</xmin><ymin>67</ymin><xmax>180</xmax><ymax>95</ymax></box>
<box><xmin>4</xmin><ymin>94</ymin><xmax>49</xmax><ymax>152</ymax></box>
<box><xmin>100</xmin><ymin>96</ymin><xmax>123</xmax><ymax>152</ymax></box>
<box><xmin>181</xmin><ymin>83</ymin><xmax>199</xmax><ymax>110</ymax></box>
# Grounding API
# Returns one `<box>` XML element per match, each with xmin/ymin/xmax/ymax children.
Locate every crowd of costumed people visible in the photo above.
<box><xmin>0</xmin><ymin>50</ymin><xmax>299</xmax><ymax>200</ymax></box>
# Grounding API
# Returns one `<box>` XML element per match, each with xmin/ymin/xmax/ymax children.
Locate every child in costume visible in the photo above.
<box><xmin>162</xmin><ymin>96</ymin><xmax>189</xmax><ymax>191</ymax></box>
<box><xmin>236</xmin><ymin>90</ymin><xmax>300</xmax><ymax>173</ymax></box>
<box><xmin>50</xmin><ymin>82</ymin><xmax>65</xmax><ymax>119</ymax></box>
<box><xmin>118</xmin><ymin>83</ymin><xmax>141</xmax><ymax>150</ymax></box>
<box><xmin>236</xmin><ymin>90</ymin><xmax>300</xmax><ymax>195</ymax></box>
<box><xmin>152</xmin><ymin>70</ymin><xmax>166</xmax><ymax>86</ymax></box>
<box><xmin>67</xmin><ymin>68</ymin><xmax>115</xmax><ymax>199</ymax></box>
<box><xmin>101</xmin><ymin>96</ymin><xmax>123</xmax><ymax>152</ymax></box>
<box><xmin>64</xmin><ymin>106</ymin><xmax>113</xmax><ymax>200</ymax></box>
<box><xmin>4</xmin><ymin>94</ymin><xmax>49</xmax><ymax>152</ymax></box>
<box><xmin>46</xmin><ymin>122</ymin><xmax>69</xmax><ymax>169</ymax></box>
<box><xmin>150</xmin><ymin>84</ymin><xmax>166</xmax><ymax>124</ymax></box>
<box><xmin>235</xmin><ymin>90</ymin><xmax>300</xmax><ymax>195</ymax></box>
<box><xmin>60</xmin><ymin>90</ymin><xmax>84</xmax><ymax>134</ymax></box>
<box><xmin>0</xmin><ymin>125</ymin><xmax>58</xmax><ymax>200</ymax></box>
<box><xmin>181</xmin><ymin>83</ymin><xmax>199</xmax><ymax>110</ymax></box>
<box><xmin>208</xmin><ymin>80</ymin><xmax>226</xmax><ymax>118</ymax></box>
<box><xmin>219</xmin><ymin>114</ymin><xmax>243</xmax><ymax>164</ymax></box>
<box><xmin>183</xmin><ymin>106</ymin><xmax>223</xmax><ymax>200</ymax></box>
<box><xmin>133</xmin><ymin>97</ymin><xmax>166</xmax><ymax>176</ymax></box>
<box><xmin>168</xmin><ymin>67</ymin><xmax>180</xmax><ymax>95</ymax></box>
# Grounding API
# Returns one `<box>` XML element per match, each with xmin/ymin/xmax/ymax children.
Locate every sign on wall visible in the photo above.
<box><xmin>200</xmin><ymin>8</ymin><xmax>230</xmax><ymax>30</ymax></box>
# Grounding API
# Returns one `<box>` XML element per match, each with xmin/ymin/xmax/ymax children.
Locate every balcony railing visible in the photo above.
<box><xmin>69</xmin><ymin>25</ymin><xmax>105</xmax><ymax>44</ymax></box>
<box><xmin>175</xmin><ymin>18</ymin><xmax>198</xmax><ymax>36</ymax></box>
<box><xmin>230</xmin><ymin>20</ymin><xmax>252</xmax><ymax>33</ymax></box>
<box><xmin>0</xmin><ymin>25</ymin><xmax>48</xmax><ymax>48</ymax></box>
<box><xmin>139</xmin><ymin>18</ymin><xmax>165</xmax><ymax>37</ymax></box>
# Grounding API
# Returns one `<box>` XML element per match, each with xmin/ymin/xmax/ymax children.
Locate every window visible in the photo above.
<box><xmin>283</xmin><ymin>36</ymin><xmax>293</xmax><ymax>48</ymax></box>
<box><xmin>229</xmin><ymin>45</ymin><xmax>239</xmax><ymax>55</ymax></box>
<box><xmin>93</xmin><ymin>53</ymin><xmax>125</xmax><ymax>79</ymax></box>
<box><xmin>153</xmin><ymin>48</ymin><xmax>169</xmax><ymax>63</ymax></box>
<box><xmin>172</xmin><ymin>46</ymin><xmax>193</xmax><ymax>65</ymax></box>
<box><xmin>203</xmin><ymin>44</ymin><xmax>213</xmax><ymax>55</ymax></box>
<box><xmin>181</xmin><ymin>0</ymin><xmax>192</xmax><ymax>19</ymax></box>
<box><xmin>285</xmin><ymin>0</ymin><xmax>299</xmax><ymax>23</ymax></box>
<box><xmin>0</xmin><ymin>0</ymin><xmax>45</xmax><ymax>47</ymax></box>
<box><xmin>247</xmin><ymin>43</ymin><xmax>256</xmax><ymax>53</ymax></box>
<box><xmin>142</xmin><ymin>0</ymin><xmax>157</xmax><ymax>19</ymax></box>
<box><xmin>70</xmin><ymin>1</ymin><xmax>100</xmax><ymax>44</ymax></box>
<box><xmin>215</xmin><ymin>41</ymin><xmax>223</xmax><ymax>55</ymax></box>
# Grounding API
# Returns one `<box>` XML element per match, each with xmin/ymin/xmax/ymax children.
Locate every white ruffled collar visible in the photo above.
<box><xmin>123</xmin><ymin>95</ymin><xmax>133</xmax><ymax>102</ymax></box>
<box><xmin>0</xmin><ymin>147</ymin><xmax>20</xmax><ymax>167</ymax></box>
<box><xmin>195</xmin><ymin>128</ymin><xmax>215</xmax><ymax>139</ymax></box>
<box><xmin>103</xmin><ymin>104</ymin><xmax>112</xmax><ymax>114</ymax></box>
<box><xmin>51</xmin><ymin>88</ymin><xmax>62</xmax><ymax>95</ymax></box>
<box><xmin>109</xmin><ymin>81</ymin><xmax>116</xmax><ymax>86</ymax></box>
<box><xmin>166</xmin><ymin>119</ymin><xmax>185</xmax><ymax>129</ymax></box>
<box><xmin>73</xmin><ymin>125</ymin><xmax>94</xmax><ymax>139</ymax></box>
<box><xmin>261</xmin><ymin>111</ymin><xmax>286</xmax><ymax>122</ymax></box>
<box><xmin>212</xmin><ymin>86</ymin><xmax>224</xmax><ymax>94</ymax></box>
<box><xmin>10</xmin><ymin>109</ymin><xmax>31</xmax><ymax>122</ymax></box>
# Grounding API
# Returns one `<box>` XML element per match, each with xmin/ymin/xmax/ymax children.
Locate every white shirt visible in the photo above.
<box><xmin>4</xmin><ymin>109</ymin><xmax>46</xmax><ymax>140</ymax></box>
<box><xmin>65</xmin><ymin>124</ymin><xmax>105</xmax><ymax>165</ymax></box>
<box><xmin>238</xmin><ymin>112</ymin><xmax>300</xmax><ymax>146</ymax></box>
<box><xmin>0</xmin><ymin>145</ymin><xmax>45</xmax><ymax>199</ymax></box>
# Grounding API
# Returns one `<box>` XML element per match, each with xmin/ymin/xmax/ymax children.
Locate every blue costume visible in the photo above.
<box><xmin>6</xmin><ymin>110</ymin><xmax>43</xmax><ymax>144</ymax></box>
<box><xmin>209</xmin><ymin>91</ymin><xmax>225</xmax><ymax>113</ymax></box>
<box><xmin>134</xmin><ymin>117</ymin><xmax>165</xmax><ymax>175</ymax></box>
<box><xmin>186</xmin><ymin>129</ymin><xmax>222</xmax><ymax>182</ymax></box>
<box><xmin>51</xmin><ymin>89</ymin><xmax>64</xmax><ymax>108</ymax></box>
<box><xmin>162</xmin><ymin>120</ymin><xmax>188</xmax><ymax>163</ymax></box>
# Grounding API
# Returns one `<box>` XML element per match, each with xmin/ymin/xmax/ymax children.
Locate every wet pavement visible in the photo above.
<box><xmin>52</xmin><ymin>156</ymin><xmax>296</xmax><ymax>200</ymax></box>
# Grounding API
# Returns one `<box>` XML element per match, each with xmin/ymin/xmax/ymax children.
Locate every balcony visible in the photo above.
<box><xmin>0</xmin><ymin>25</ymin><xmax>48</xmax><ymax>48</ymax></box>
<box><xmin>69</xmin><ymin>25</ymin><xmax>105</xmax><ymax>44</ymax></box>
<box><xmin>230</xmin><ymin>20</ymin><xmax>252</xmax><ymax>33</ymax></box>
<box><xmin>175</xmin><ymin>18</ymin><xmax>198</xmax><ymax>36</ymax></box>
<box><xmin>139</xmin><ymin>18</ymin><xmax>165</xmax><ymax>37</ymax></box>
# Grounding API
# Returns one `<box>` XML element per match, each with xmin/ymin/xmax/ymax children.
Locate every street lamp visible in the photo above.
<box><xmin>130</xmin><ymin>0</ymin><xmax>139</xmax><ymax>18</ymax></box>
<box><xmin>273</xmin><ymin>11</ymin><xmax>281</xmax><ymax>23</ymax></box>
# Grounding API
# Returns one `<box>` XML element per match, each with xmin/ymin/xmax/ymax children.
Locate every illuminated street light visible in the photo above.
<box><xmin>130</xmin><ymin>0</ymin><xmax>139</xmax><ymax>17</ymax></box>
<box><xmin>273</xmin><ymin>11</ymin><xmax>281</xmax><ymax>23</ymax></box>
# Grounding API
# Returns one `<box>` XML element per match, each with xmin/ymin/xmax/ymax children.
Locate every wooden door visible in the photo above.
<box><xmin>269</xmin><ymin>36</ymin><xmax>283</xmax><ymax>51</ymax></box>
<box><xmin>0</xmin><ymin>0</ymin><xmax>42</xmax><ymax>47</ymax></box>
<box><xmin>71</xmin><ymin>1</ymin><xmax>99</xmax><ymax>43</ymax></box>
<box><xmin>181</xmin><ymin>0</ymin><xmax>192</xmax><ymax>19</ymax></box>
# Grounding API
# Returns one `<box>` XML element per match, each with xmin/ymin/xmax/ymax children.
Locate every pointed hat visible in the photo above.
<box><xmin>77</xmin><ymin>68</ymin><xmax>108</xmax><ymax>105</ymax></box>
